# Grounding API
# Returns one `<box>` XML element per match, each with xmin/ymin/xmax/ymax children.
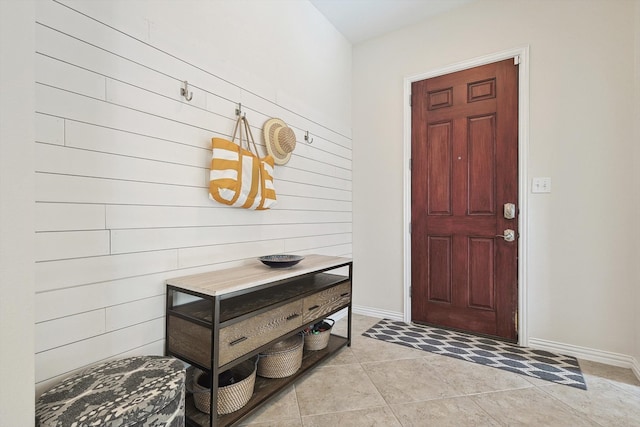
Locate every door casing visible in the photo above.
<box><xmin>403</xmin><ymin>46</ymin><xmax>530</xmax><ymax>346</ymax></box>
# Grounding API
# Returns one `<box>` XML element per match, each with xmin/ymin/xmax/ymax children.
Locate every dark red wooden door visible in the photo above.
<box><xmin>411</xmin><ymin>58</ymin><xmax>519</xmax><ymax>341</ymax></box>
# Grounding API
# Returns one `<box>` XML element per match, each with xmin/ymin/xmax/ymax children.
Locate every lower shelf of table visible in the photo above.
<box><xmin>185</xmin><ymin>334</ymin><xmax>349</xmax><ymax>427</ymax></box>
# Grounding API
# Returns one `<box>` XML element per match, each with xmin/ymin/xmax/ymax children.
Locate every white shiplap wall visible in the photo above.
<box><xmin>34</xmin><ymin>0</ymin><xmax>352</xmax><ymax>394</ymax></box>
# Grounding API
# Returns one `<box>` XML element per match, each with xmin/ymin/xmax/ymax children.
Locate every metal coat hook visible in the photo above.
<box><xmin>180</xmin><ymin>80</ymin><xmax>193</xmax><ymax>101</ymax></box>
<box><xmin>235</xmin><ymin>102</ymin><xmax>245</xmax><ymax>117</ymax></box>
<box><xmin>304</xmin><ymin>131</ymin><xmax>314</xmax><ymax>144</ymax></box>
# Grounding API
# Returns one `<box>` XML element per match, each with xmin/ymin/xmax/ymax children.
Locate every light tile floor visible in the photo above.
<box><xmin>239</xmin><ymin>314</ymin><xmax>640</xmax><ymax>426</ymax></box>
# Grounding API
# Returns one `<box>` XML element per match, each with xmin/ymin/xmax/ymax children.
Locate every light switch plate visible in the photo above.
<box><xmin>532</xmin><ymin>177</ymin><xmax>551</xmax><ymax>193</ymax></box>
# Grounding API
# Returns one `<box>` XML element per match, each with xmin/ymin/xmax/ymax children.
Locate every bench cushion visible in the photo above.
<box><xmin>36</xmin><ymin>356</ymin><xmax>185</xmax><ymax>427</ymax></box>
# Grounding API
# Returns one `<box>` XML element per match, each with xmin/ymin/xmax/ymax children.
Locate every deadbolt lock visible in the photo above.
<box><xmin>504</xmin><ymin>203</ymin><xmax>516</xmax><ymax>219</ymax></box>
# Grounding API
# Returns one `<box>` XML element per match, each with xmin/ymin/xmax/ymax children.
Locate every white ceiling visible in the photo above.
<box><xmin>309</xmin><ymin>0</ymin><xmax>475</xmax><ymax>44</ymax></box>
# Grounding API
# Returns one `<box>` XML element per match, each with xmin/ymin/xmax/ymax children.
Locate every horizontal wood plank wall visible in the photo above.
<box><xmin>34</xmin><ymin>0</ymin><xmax>352</xmax><ymax>393</ymax></box>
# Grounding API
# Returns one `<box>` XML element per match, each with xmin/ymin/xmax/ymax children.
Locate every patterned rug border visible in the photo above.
<box><xmin>362</xmin><ymin>319</ymin><xmax>587</xmax><ymax>390</ymax></box>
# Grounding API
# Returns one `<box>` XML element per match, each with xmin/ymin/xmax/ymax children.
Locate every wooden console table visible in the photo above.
<box><xmin>165</xmin><ymin>254</ymin><xmax>353</xmax><ymax>427</ymax></box>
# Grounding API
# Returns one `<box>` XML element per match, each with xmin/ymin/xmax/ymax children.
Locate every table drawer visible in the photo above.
<box><xmin>219</xmin><ymin>299</ymin><xmax>303</xmax><ymax>366</ymax></box>
<box><xmin>303</xmin><ymin>281</ymin><xmax>351</xmax><ymax>323</ymax></box>
<box><xmin>167</xmin><ymin>314</ymin><xmax>211</xmax><ymax>369</ymax></box>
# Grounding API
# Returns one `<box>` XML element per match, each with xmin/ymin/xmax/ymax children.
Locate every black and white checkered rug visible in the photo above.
<box><xmin>362</xmin><ymin>319</ymin><xmax>587</xmax><ymax>390</ymax></box>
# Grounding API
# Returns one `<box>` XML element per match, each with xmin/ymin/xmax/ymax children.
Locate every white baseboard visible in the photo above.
<box><xmin>352</xmin><ymin>305</ymin><xmax>403</xmax><ymax>321</ymax></box>
<box><xmin>632</xmin><ymin>356</ymin><xmax>640</xmax><ymax>380</ymax></box>
<box><xmin>529</xmin><ymin>337</ymin><xmax>640</xmax><ymax>380</ymax></box>
<box><xmin>317</xmin><ymin>306</ymin><xmax>403</xmax><ymax>324</ymax></box>
<box><xmin>328</xmin><ymin>307</ymin><xmax>348</xmax><ymax>322</ymax></box>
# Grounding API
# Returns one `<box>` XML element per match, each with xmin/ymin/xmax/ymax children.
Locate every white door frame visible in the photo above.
<box><xmin>403</xmin><ymin>46</ymin><xmax>530</xmax><ymax>346</ymax></box>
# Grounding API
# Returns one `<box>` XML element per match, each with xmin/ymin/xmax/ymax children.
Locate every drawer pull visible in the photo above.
<box><xmin>340</xmin><ymin>292</ymin><xmax>350</xmax><ymax>297</ymax></box>
<box><xmin>286</xmin><ymin>313</ymin><xmax>300</xmax><ymax>321</ymax></box>
<box><xmin>307</xmin><ymin>305</ymin><xmax>320</xmax><ymax>311</ymax></box>
<box><xmin>229</xmin><ymin>336</ymin><xmax>247</xmax><ymax>346</ymax></box>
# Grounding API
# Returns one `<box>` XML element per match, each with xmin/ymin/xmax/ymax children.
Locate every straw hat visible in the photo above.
<box><xmin>263</xmin><ymin>118</ymin><xmax>296</xmax><ymax>165</ymax></box>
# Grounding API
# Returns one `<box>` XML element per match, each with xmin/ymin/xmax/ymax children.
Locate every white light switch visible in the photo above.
<box><xmin>532</xmin><ymin>177</ymin><xmax>551</xmax><ymax>193</ymax></box>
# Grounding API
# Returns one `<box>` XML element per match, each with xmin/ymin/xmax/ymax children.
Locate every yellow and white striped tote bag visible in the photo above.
<box><xmin>209</xmin><ymin>117</ymin><xmax>277</xmax><ymax>210</ymax></box>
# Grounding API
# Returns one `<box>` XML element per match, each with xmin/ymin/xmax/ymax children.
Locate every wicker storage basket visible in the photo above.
<box><xmin>191</xmin><ymin>356</ymin><xmax>257</xmax><ymax>415</ymax></box>
<box><xmin>303</xmin><ymin>319</ymin><xmax>335</xmax><ymax>351</ymax></box>
<box><xmin>257</xmin><ymin>334</ymin><xmax>303</xmax><ymax>378</ymax></box>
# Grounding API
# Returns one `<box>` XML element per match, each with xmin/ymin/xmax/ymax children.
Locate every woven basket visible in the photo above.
<box><xmin>191</xmin><ymin>356</ymin><xmax>257</xmax><ymax>415</ymax></box>
<box><xmin>304</xmin><ymin>319</ymin><xmax>334</xmax><ymax>351</ymax></box>
<box><xmin>257</xmin><ymin>334</ymin><xmax>303</xmax><ymax>378</ymax></box>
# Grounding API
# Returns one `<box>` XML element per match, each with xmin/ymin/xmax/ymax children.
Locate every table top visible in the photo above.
<box><xmin>165</xmin><ymin>254</ymin><xmax>352</xmax><ymax>297</ymax></box>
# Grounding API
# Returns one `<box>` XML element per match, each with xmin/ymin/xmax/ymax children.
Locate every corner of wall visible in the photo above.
<box><xmin>0</xmin><ymin>0</ymin><xmax>36</xmax><ymax>424</ymax></box>
<box><xmin>634</xmin><ymin>0</ymin><xmax>640</xmax><ymax>380</ymax></box>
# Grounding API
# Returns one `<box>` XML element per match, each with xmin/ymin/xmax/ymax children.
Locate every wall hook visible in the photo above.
<box><xmin>304</xmin><ymin>131</ymin><xmax>314</xmax><ymax>144</ymax></box>
<box><xmin>180</xmin><ymin>80</ymin><xmax>193</xmax><ymax>101</ymax></box>
<box><xmin>235</xmin><ymin>102</ymin><xmax>245</xmax><ymax>117</ymax></box>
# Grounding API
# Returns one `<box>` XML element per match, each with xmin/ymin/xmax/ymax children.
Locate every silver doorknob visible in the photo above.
<box><xmin>496</xmin><ymin>229</ymin><xmax>515</xmax><ymax>242</ymax></box>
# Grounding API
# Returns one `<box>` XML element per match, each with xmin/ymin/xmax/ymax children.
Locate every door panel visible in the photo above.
<box><xmin>468</xmin><ymin>237</ymin><xmax>495</xmax><ymax>310</ymax></box>
<box><xmin>468</xmin><ymin>115</ymin><xmax>496</xmax><ymax>215</ymax></box>
<box><xmin>411</xmin><ymin>58</ymin><xmax>518</xmax><ymax>341</ymax></box>
<box><xmin>427</xmin><ymin>236</ymin><xmax>451</xmax><ymax>303</ymax></box>
<box><xmin>426</xmin><ymin>121</ymin><xmax>452</xmax><ymax>215</ymax></box>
